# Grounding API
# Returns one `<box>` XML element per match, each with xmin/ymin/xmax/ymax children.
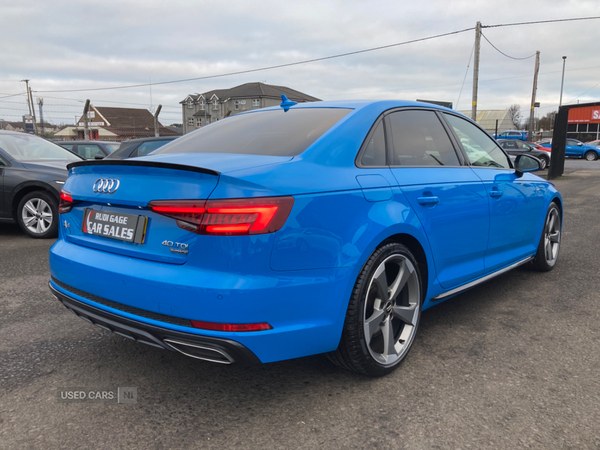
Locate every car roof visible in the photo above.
<box><xmin>55</xmin><ymin>140</ymin><xmax>120</xmax><ymax>144</ymax></box>
<box><xmin>0</xmin><ymin>130</ymin><xmax>34</xmax><ymax>136</ymax></box>
<box><xmin>256</xmin><ymin>99</ymin><xmax>456</xmax><ymax>114</ymax></box>
<box><xmin>119</xmin><ymin>136</ymin><xmax>179</xmax><ymax>144</ymax></box>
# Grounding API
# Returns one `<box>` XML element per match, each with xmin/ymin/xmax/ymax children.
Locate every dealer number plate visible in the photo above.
<box><xmin>82</xmin><ymin>208</ymin><xmax>147</xmax><ymax>244</ymax></box>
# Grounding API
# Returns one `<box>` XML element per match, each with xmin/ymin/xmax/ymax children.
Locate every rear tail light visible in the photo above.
<box><xmin>148</xmin><ymin>196</ymin><xmax>294</xmax><ymax>236</ymax></box>
<box><xmin>190</xmin><ymin>320</ymin><xmax>273</xmax><ymax>332</ymax></box>
<box><xmin>59</xmin><ymin>190</ymin><xmax>76</xmax><ymax>214</ymax></box>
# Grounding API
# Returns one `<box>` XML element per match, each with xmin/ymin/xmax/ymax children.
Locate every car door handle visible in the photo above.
<box><xmin>417</xmin><ymin>196</ymin><xmax>440</xmax><ymax>205</ymax></box>
<box><xmin>490</xmin><ymin>188</ymin><xmax>503</xmax><ymax>198</ymax></box>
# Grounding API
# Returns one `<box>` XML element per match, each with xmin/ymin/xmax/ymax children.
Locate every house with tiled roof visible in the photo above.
<box><xmin>180</xmin><ymin>82</ymin><xmax>320</xmax><ymax>134</ymax></box>
<box><xmin>55</xmin><ymin>105</ymin><xmax>179</xmax><ymax>141</ymax></box>
<box><xmin>0</xmin><ymin>120</ymin><xmax>58</xmax><ymax>135</ymax></box>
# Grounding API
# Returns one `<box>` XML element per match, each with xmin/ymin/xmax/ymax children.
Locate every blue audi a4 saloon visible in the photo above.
<box><xmin>49</xmin><ymin>98</ymin><xmax>562</xmax><ymax>376</ymax></box>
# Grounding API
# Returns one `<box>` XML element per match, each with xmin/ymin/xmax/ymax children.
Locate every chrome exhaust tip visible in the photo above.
<box><xmin>163</xmin><ymin>339</ymin><xmax>235</xmax><ymax>364</ymax></box>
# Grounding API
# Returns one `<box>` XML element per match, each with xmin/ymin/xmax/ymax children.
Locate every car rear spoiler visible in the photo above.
<box><xmin>67</xmin><ymin>159</ymin><xmax>220</xmax><ymax>176</ymax></box>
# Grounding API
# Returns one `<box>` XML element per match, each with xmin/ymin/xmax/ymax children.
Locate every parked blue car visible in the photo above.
<box><xmin>49</xmin><ymin>99</ymin><xmax>562</xmax><ymax>376</ymax></box>
<box><xmin>541</xmin><ymin>138</ymin><xmax>600</xmax><ymax>161</ymax></box>
<box><xmin>493</xmin><ymin>130</ymin><xmax>528</xmax><ymax>141</ymax></box>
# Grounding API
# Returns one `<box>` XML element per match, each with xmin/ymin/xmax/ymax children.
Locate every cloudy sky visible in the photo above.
<box><xmin>1</xmin><ymin>0</ymin><xmax>599</xmax><ymax>125</ymax></box>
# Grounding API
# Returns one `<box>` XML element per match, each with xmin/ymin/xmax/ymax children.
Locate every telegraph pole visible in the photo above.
<box><xmin>154</xmin><ymin>104</ymin><xmax>162</xmax><ymax>137</ymax></box>
<box><xmin>528</xmin><ymin>51</ymin><xmax>540</xmax><ymax>142</ymax></box>
<box><xmin>471</xmin><ymin>21</ymin><xmax>482</xmax><ymax>122</ymax></box>
<box><xmin>83</xmin><ymin>100</ymin><xmax>90</xmax><ymax>141</ymax></box>
<box><xmin>37</xmin><ymin>98</ymin><xmax>44</xmax><ymax>136</ymax></box>
<box><xmin>21</xmin><ymin>79</ymin><xmax>33</xmax><ymax>116</ymax></box>
<box><xmin>28</xmin><ymin>86</ymin><xmax>38</xmax><ymax>135</ymax></box>
<box><xmin>21</xmin><ymin>79</ymin><xmax>38</xmax><ymax>134</ymax></box>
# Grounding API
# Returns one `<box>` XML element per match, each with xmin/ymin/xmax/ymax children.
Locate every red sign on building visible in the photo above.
<box><xmin>568</xmin><ymin>106</ymin><xmax>600</xmax><ymax>124</ymax></box>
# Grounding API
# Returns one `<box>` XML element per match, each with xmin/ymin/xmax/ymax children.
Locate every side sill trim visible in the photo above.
<box><xmin>431</xmin><ymin>256</ymin><xmax>534</xmax><ymax>301</ymax></box>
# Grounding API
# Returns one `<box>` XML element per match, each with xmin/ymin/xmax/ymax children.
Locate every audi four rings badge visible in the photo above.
<box><xmin>93</xmin><ymin>178</ymin><xmax>120</xmax><ymax>194</ymax></box>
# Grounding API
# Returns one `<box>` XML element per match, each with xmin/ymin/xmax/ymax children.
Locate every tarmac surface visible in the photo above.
<box><xmin>0</xmin><ymin>161</ymin><xmax>599</xmax><ymax>449</ymax></box>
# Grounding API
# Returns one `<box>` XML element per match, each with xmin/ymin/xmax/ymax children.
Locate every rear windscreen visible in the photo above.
<box><xmin>155</xmin><ymin>108</ymin><xmax>352</xmax><ymax>157</ymax></box>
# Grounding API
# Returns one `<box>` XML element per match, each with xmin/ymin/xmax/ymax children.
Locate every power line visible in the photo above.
<box><xmin>30</xmin><ymin>95</ymin><xmax>180</xmax><ymax>109</ymax></box>
<box><xmin>33</xmin><ymin>27</ymin><xmax>476</xmax><ymax>93</ymax></box>
<box><xmin>0</xmin><ymin>92</ymin><xmax>27</xmax><ymax>100</ymax></box>
<box><xmin>483</xmin><ymin>16</ymin><xmax>600</xmax><ymax>29</ymax></box>
<box><xmin>30</xmin><ymin>16</ymin><xmax>600</xmax><ymax>96</ymax></box>
<box><xmin>565</xmin><ymin>80</ymin><xmax>600</xmax><ymax>104</ymax></box>
<box><xmin>480</xmin><ymin>32</ymin><xmax>536</xmax><ymax>60</ymax></box>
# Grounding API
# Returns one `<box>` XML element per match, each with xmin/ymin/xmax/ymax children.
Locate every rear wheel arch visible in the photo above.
<box><xmin>379</xmin><ymin>233</ymin><xmax>429</xmax><ymax>301</ymax></box>
<box><xmin>11</xmin><ymin>183</ymin><xmax>59</xmax><ymax>220</ymax></box>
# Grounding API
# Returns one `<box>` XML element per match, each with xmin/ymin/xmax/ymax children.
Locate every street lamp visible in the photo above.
<box><xmin>559</xmin><ymin>56</ymin><xmax>567</xmax><ymax>106</ymax></box>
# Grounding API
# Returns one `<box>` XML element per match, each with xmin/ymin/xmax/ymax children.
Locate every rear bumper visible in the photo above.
<box><xmin>49</xmin><ymin>239</ymin><xmax>359</xmax><ymax>363</ymax></box>
<box><xmin>49</xmin><ymin>281</ymin><xmax>260</xmax><ymax>365</ymax></box>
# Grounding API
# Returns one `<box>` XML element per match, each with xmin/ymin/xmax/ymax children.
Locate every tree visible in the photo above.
<box><xmin>538</xmin><ymin>111</ymin><xmax>557</xmax><ymax>131</ymax></box>
<box><xmin>508</xmin><ymin>104</ymin><xmax>522</xmax><ymax>129</ymax></box>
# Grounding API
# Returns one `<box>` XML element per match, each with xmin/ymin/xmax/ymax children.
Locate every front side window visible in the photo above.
<box><xmin>388</xmin><ymin>110</ymin><xmax>460</xmax><ymax>166</ymax></box>
<box><xmin>444</xmin><ymin>113</ymin><xmax>511</xmax><ymax>169</ymax></box>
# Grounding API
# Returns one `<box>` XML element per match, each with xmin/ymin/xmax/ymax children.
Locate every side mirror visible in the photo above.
<box><xmin>578</xmin><ymin>143</ymin><xmax>583</xmax><ymax>146</ymax></box>
<box><xmin>515</xmin><ymin>154</ymin><xmax>541</xmax><ymax>177</ymax></box>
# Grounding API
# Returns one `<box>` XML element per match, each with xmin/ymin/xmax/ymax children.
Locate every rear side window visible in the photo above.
<box><xmin>388</xmin><ymin>110</ymin><xmax>460</xmax><ymax>166</ymax></box>
<box><xmin>78</xmin><ymin>144</ymin><xmax>103</xmax><ymax>159</ymax></box>
<box><xmin>360</xmin><ymin>121</ymin><xmax>386</xmax><ymax>166</ymax></box>
<box><xmin>104</xmin><ymin>143</ymin><xmax>119</xmax><ymax>153</ymax></box>
<box><xmin>156</xmin><ymin>108</ymin><xmax>351</xmax><ymax>157</ymax></box>
<box><xmin>136</xmin><ymin>140</ymin><xmax>171</xmax><ymax>157</ymax></box>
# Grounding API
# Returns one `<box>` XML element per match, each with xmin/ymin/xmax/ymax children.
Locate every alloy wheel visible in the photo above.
<box><xmin>21</xmin><ymin>198</ymin><xmax>53</xmax><ymax>235</ymax></box>
<box><xmin>363</xmin><ymin>254</ymin><xmax>420</xmax><ymax>366</ymax></box>
<box><xmin>544</xmin><ymin>207</ymin><xmax>561</xmax><ymax>266</ymax></box>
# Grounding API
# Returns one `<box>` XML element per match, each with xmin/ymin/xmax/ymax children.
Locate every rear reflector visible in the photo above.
<box><xmin>59</xmin><ymin>190</ymin><xmax>75</xmax><ymax>214</ymax></box>
<box><xmin>190</xmin><ymin>320</ymin><xmax>273</xmax><ymax>332</ymax></box>
<box><xmin>148</xmin><ymin>196</ymin><xmax>294</xmax><ymax>235</ymax></box>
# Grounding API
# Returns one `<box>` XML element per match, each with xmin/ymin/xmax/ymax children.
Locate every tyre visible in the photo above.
<box><xmin>539</xmin><ymin>156</ymin><xmax>548</xmax><ymax>170</ymax></box>
<box><xmin>328</xmin><ymin>242</ymin><xmax>422</xmax><ymax>377</ymax></box>
<box><xmin>532</xmin><ymin>203</ymin><xmax>561</xmax><ymax>272</ymax></box>
<box><xmin>17</xmin><ymin>191</ymin><xmax>58</xmax><ymax>239</ymax></box>
<box><xmin>584</xmin><ymin>151</ymin><xmax>598</xmax><ymax>161</ymax></box>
